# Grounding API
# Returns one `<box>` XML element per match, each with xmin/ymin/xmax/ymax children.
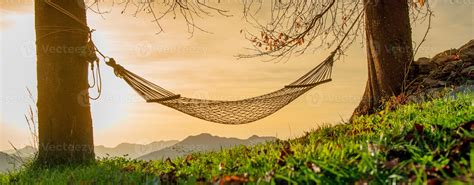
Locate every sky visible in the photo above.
<box><xmin>0</xmin><ymin>0</ymin><xmax>473</xmax><ymax>150</ymax></box>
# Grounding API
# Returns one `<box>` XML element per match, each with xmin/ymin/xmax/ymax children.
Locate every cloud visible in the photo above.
<box><xmin>0</xmin><ymin>0</ymin><xmax>32</xmax><ymax>12</ymax></box>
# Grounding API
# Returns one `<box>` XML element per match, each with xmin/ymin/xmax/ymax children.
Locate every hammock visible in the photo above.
<box><xmin>105</xmin><ymin>51</ymin><xmax>336</xmax><ymax>124</ymax></box>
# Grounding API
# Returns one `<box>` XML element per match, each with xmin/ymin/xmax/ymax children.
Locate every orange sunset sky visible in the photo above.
<box><xmin>1</xmin><ymin>0</ymin><xmax>473</xmax><ymax>150</ymax></box>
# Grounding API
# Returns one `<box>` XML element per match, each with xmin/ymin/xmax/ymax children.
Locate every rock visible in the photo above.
<box><xmin>458</xmin><ymin>40</ymin><xmax>474</xmax><ymax>61</ymax></box>
<box><xmin>459</xmin><ymin>40</ymin><xmax>474</xmax><ymax>51</ymax></box>
<box><xmin>430</xmin><ymin>49</ymin><xmax>459</xmax><ymax>66</ymax></box>
<box><xmin>414</xmin><ymin>57</ymin><xmax>431</xmax><ymax>65</ymax></box>
<box><xmin>438</xmin><ymin>81</ymin><xmax>447</xmax><ymax>86</ymax></box>
<box><xmin>425</xmin><ymin>87</ymin><xmax>449</xmax><ymax>98</ymax></box>
<box><xmin>414</xmin><ymin>57</ymin><xmax>436</xmax><ymax>74</ymax></box>
<box><xmin>422</xmin><ymin>78</ymin><xmax>446</xmax><ymax>87</ymax></box>
<box><xmin>407</xmin><ymin>85</ymin><xmax>474</xmax><ymax>103</ymax></box>
<box><xmin>448</xmin><ymin>85</ymin><xmax>474</xmax><ymax>98</ymax></box>
<box><xmin>461</xmin><ymin>66</ymin><xmax>474</xmax><ymax>77</ymax></box>
<box><xmin>405</xmin><ymin>40</ymin><xmax>474</xmax><ymax>98</ymax></box>
<box><xmin>429</xmin><ymin>69</ymin><xmax>450</xmax><ymax>79</ymax></box>
<box><xmin>407</xmin><ymin>94</ymin><xmax>425</xmax><ymax>103</ymax></box>
<box><xmin>441</xmin><ymin>61</ymin><xmax>458</xmax><ymax>73</ymax></box>
<box><xmin>447</xmin><ymin>71</ymin><xmax>459</xmax><ymax>82</ymax></box>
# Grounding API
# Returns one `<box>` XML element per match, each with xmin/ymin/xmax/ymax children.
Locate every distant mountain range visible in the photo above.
<box><xmin>137</xmin><ymin>134</ymin><xmax>276</xmax><ymax>161</ymax></box>
<box><xmin>0</xmin><ymin>134</ymin><xmax>276</xmax><ymax>171</ymax></box>
<box><xmin>0</xmin><ymin>152</ymin><xmax>22</xmax><ymax>172</ymax></box>
<box><xmin>94</xmin><ymin>140</ymin><xmax>179</xmax><ymax>159</ymax></box>
<box><xmin>3</xmin><ymin>145</ymin><xmax>36</xmax><ymax>159</ymax></box>
<box><xmin>2</xmin><ymin>140</ymin><xmax>179</xmax><ymax>160</ymax></box>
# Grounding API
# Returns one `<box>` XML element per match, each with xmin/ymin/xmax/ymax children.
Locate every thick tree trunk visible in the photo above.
<box><xmin>35</xmin><ymin>0</ymin><xmax>94</xmax><ymax>165</ymax></box>
<box><xmin>353</xmin><ymin>0</ymin><xmax>413</xmax><ymax>117</ymax></box>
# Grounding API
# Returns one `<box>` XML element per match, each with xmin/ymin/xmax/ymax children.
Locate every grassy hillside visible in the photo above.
<box><xmin>1</xmin><ymin>93</ymin><xmax>473</xmax><ymax>184</ymax></box>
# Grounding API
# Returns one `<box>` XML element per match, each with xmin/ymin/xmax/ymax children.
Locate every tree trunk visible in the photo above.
<box><xmin>353</xmin><ymin>0</ymin><xmax>413</xmax><ymax>117</ymax></box>
<box><xmin>35</xmin><ymin>0</ymin><xmax>94</xmax><ymax>165</ymax></box>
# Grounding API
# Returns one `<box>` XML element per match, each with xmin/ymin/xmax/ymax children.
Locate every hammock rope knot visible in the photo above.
<box><xmin>106</xmin><ymin>58</ymin><xmax>126</xmax><ymax>78</ymax></box>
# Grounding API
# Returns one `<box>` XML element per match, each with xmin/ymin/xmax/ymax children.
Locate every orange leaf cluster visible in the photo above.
<box><xmin>252</xmin><ymin>30</ymin><xmax>306</xmax><ymax>52</ymax></box>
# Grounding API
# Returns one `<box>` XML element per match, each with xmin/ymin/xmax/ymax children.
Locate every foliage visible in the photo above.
<box><xmin>1</xmin><ymin>93</ymin><xmax>473</xmax><ymax>184</ymax></box>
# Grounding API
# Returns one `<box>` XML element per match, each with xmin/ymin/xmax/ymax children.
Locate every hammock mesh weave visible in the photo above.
<box><xmin>106</xmin><ymin>52</ymin><xmax>335</xmax><ymax>124</ymax></box>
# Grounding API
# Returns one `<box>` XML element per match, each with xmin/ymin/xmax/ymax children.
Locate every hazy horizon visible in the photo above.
<box><xmin>1</xmin><ymin>0</ymin><xmax>473</xmax><ymax>150</ymax></box>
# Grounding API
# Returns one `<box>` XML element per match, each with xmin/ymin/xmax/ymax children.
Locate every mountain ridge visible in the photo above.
<box><xmin>137</xmin><ymin>133</ymin><xmax>277</xmax><ymax>161</ymax></box>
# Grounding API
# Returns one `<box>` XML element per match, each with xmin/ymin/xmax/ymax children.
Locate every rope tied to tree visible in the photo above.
<box><xmin>44</xmin><ymin>0</ymin><xmax>89</xmax><ymax>29</ymax></box>
<box><xmin>42</xmin><ymin>0</ymin><xmax>106</xmax><ymax>100</ymax></box>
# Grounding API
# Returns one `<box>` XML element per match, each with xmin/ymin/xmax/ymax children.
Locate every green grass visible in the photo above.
<box><xmin>1</xmin><ymin>93</ymin><xmax>473</xmax><ymax>184</ymax></box>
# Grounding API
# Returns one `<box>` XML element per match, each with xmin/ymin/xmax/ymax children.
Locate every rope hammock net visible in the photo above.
<box><xmin>105</xmin><ymin>52</ymin><xmax>335</xmax><ymax>124</ymax></box>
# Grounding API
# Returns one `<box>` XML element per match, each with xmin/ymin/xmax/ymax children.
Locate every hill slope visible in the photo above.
<box><xmin>1</xmin><ymin>93</ymin><xmax>473</xmax><ymax>184</ymax></box>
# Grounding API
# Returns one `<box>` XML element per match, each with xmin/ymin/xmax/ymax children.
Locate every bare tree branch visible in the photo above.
<box><xmin>85</xmin><ymin>0</ymin><xmax>231</xmax><ymax>35</ymax></box>
<box><xmin>237</xmin><ymin>0</ymin><xmax>364</xmax><ymax>62</ymax></box>
<box><xmin>238</xmin><ymin>0</ymin><xmax>434</xmax><ymax>62</ymax></box>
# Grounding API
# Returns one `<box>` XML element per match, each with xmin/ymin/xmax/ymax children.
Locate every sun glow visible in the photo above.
<box><xmin>0</xmin><ymin>9</ymin><xmax>130</xmax><ymax>149</ymax></box>
<box><xmin>1</xmin><ymin>1</ymin><xmax>472</xmax><ymax>150</ymax></box>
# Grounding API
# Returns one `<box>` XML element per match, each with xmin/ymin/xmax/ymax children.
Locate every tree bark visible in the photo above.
<box><xmin>353</xmin><ymin>0</ymin><xmax>413</xmax><ymax>117</ymax></box>
<box><xmin>35</xmin><ymin>0</ymin><xmax>94</xmax><ymax>165</ymax></box>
